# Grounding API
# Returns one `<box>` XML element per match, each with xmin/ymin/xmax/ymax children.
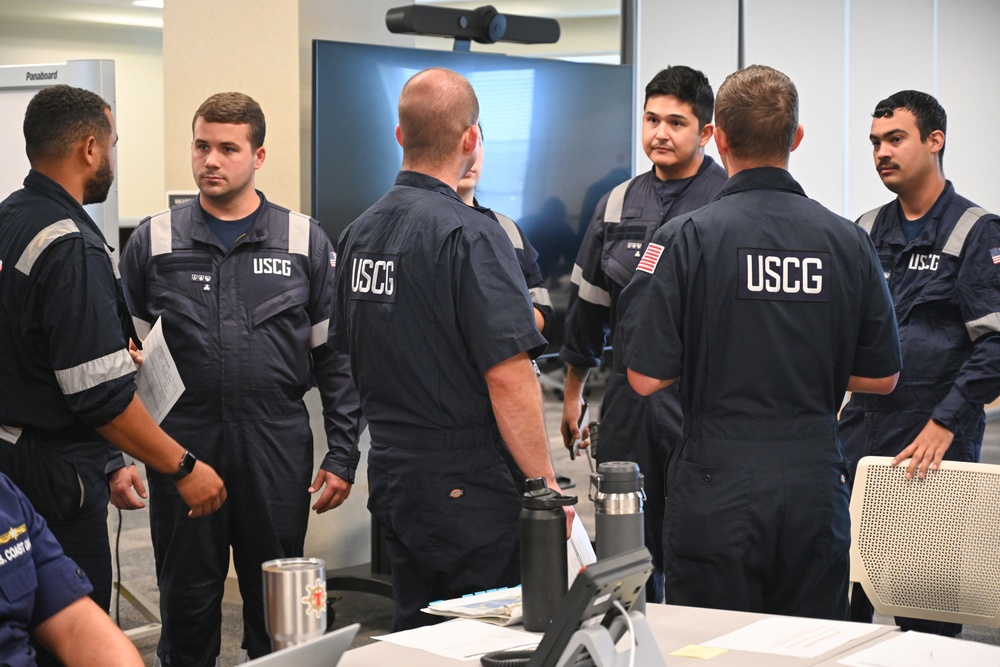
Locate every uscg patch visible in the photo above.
<box><xmin>737</xmin><ymin>248</ymin><xmax>829</xmax><ymax>302</ymax></box>
<box><xmin>349</xmin><ymin>252</ymin><xmax>398</xmax><ymax>304</ymax></box>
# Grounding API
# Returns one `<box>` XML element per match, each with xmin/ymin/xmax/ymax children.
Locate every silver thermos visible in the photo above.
<box><xmin>261</xmin><ymin>557</ymin><xmax>327</xmax><ymax>651</ymax></box>
<box><xmin>590</xmin><ymin>461</ymin><xmax>646</xmax><ymax>612</ymax></box>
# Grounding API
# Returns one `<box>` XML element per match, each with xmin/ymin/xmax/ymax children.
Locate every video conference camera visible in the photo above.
<box><xmin>385</xmin><ymin>4</ymin><xmax>560</xmax><ymax>47</ymax></box>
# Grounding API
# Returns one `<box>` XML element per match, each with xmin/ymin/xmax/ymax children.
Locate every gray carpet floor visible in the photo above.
<box><xmin>110</xmin><ymin>388</ymin><xmax>1000</xmax><ymax>665</ymax></box>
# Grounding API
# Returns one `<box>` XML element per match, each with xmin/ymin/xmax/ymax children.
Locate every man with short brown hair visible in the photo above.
<box><xmin>619</xmin><ymin>65</ymin><xmax>901</xmax><ymax>619</ymax></box>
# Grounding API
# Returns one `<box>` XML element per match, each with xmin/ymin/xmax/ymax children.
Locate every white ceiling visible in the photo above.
<box><xmin>0</xmin><ymin>0</ymin><xmax>618</xmax><ymax>31</ymax></box>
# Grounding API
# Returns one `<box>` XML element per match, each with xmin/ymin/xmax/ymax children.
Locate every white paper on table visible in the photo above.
<box><xmin>567</xmin><ymin>511</ymin><xmax>596</xmax><ymax>588</ymax></box>
<box><xmin>704</xmin><ymin>616</ymin><xmax>882</xmax><ymax>659</ymax></box>
<box><xmin>135</xmin><ymin>318</ymin><xmax>184</xmax><ymax>424</ymax></box>
<box><xmin>837</xmin><ymin>630</ymin><xmax>1000</xmax><ymax>667</ymax></box>
<box><xmin>374</xmin><ymin>618</ymin><xmax>540</xmax><ymax>661</ymax></box>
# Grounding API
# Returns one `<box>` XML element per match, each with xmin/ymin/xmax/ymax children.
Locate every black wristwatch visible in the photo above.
<box><xmin>169</xmin><ymin>450</ymin><xmax>197</xmax><ymax>481</ymax></box>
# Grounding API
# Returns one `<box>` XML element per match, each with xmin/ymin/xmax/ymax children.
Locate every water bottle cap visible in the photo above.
<box><xmin>522</xmin><ymin>477</ymin><xmax>578</xmax><ymax>509</ymax></box>
<box><xmin>594</xmin><ymin>461</ymin><xmax>642</xmax><ymax>493</ymax></box>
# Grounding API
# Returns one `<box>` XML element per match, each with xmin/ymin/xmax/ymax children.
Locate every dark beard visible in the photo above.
<box><xmin>83</xmin><ymin>153</ymin><xmax>114</xmax><ymax>205</ymax></box>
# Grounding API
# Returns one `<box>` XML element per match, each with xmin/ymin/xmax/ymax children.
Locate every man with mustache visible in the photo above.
<box><xmin>0</xmin><ymin>84</ymin><xmax>226</xmax><ymax>665</ymax></box>
<box><xmin>559</xmin><ymin>66</ymin><xmax>726</xmax><ymax>602</ymax></box>
<box><xmin>120</xmin><ymin>92</ymin><xmax>363</xmax><ymax>665</ymax></box>
<box><xmin>839</xmin><ymin>90</ymin><xmax>1000</xmax><ymax>636</ymax></box>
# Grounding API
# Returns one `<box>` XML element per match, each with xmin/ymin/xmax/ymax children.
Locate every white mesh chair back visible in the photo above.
<box><xmin>849</xmin><ymin>456</ymin><xmax>1000</xmax><ymax>627</ymax></box>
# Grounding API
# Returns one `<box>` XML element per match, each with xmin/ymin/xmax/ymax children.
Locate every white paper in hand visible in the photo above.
<box><xmin>135</xmin><ymin>318</ymin><xmax>184</xmax><ymax>424</ymax></box>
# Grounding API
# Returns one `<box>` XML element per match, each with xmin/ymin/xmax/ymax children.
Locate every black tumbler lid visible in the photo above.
<box><xmin>522</xmin><ymin>476</ymin><xmax>577</xmax><ymax>509</ymax></box>
<box><xmin>595</xmin><ymin>461</ymin><xmax>642</xmax><ymax>493</ymax></box>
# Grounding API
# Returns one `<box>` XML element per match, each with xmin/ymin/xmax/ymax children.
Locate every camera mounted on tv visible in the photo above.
<box><xmin>385</xmin><ymin>4</ymin><xmax>560</xmax><ymax>51</ymax></box>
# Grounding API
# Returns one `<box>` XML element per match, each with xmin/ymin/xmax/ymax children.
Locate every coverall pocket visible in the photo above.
<box><xmin>810</xmin><ymin>461</ymin><xmax>851</xmax><ymax>558</ymax></box>
<box><xmin>396</xmin><ymin>464</ymin><xmax>520</xmax><ymax>587</ymax></box>
<box><xmin>0</xmin><ymin>555</ymin><xmax>38</xmax><ymax>603</ymax></box>
<box><xmin>667</xmin><ymin>460</ymin><xmax>751</xmax><ymax>563</ymax></box>
<box><xmin>249</xmin><ymin>284</ymin><xmax>311</xmax><ymax>391</ymax></box>
<box><xmin>19</xmin><ymin>451</ymin><xmax>83</xmax><ymax>524</ymax></box>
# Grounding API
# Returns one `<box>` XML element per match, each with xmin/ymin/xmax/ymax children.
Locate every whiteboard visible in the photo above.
<box><xmin>0</xmin><ymin>60</ymin><xmax>118</xmax><ymax>250</ymax></box>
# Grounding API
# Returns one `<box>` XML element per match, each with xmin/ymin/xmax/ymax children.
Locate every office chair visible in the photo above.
<box><xmin>849</xmin><ymin>456</ymin><xmax>1000</xmax><ymax>628</ymax></box>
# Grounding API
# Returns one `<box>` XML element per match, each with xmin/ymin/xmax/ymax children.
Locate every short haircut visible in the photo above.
<box><xmin>23</xmin><ymin>85</ymin><xmax>111</xmax><ymax>165</ymax></box>
<box><xmin>873</xmin><ymin>90</ymin><xmax>947</xmax><ymax>166</ymax></box>
<box><xmin>644</xmin><ymin>66</ymin><xmax>715</xmax><ymax>129</ymax></box>
<box><xmin>715</xmin><ymin>65</ymin><xmax>798</xmax><ymax>164</ymax></box>
<box><xmin>398</xmin><ymin>68</ymin><xmax>479</xmax><ymax>165</ymax></box>
<box><xmin>193</xmin><ymin>92</ymin><xmax>266</xmax><ymax>149</ymax></box>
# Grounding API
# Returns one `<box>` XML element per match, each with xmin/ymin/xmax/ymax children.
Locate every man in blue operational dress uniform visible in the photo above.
<box><xmin>0</xmin><ymin>473</ymin><xmax>145</xmax><ymax>667</ymax></box>
<box><xmin>559</xmin><ymin>66</ymin><xmax>727</xmax><ymax>602</ymax></box>
<box><xmin>120</xmin><ymin>92</ymin><xmax>363</xmax><ymax>665</ymax></box>
<box><xmin>334</xmin><ymin>68</ymin><xmax>574</xmax><ymax>631</ymax></box>
<box><xmin>839</xmin><ymin>91</ymin><xmax>1000</xmax><ymax>636</ymax></box>
<box><xmin>0</xmin><ymin>85</ymin><xmax>226</xmax><ymax>635</ymax></box>
<box><xmin>619</xmin><ymin>65</ymin><xmax>901</xmax><ymax>620</ymax></box>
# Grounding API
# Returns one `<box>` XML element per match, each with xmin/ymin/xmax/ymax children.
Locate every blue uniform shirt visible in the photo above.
<box><xmin>334</xmin><ymin>171</ymin><xmax>546</xmax><ymax>438</ymax></box>
<box><xmin>0</xmin><ymin>473</ymin><xmax>91</xmax><ymax>666</ymax></box>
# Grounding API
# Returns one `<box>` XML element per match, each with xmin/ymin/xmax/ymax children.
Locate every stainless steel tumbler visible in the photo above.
<box><xmin>261</xmin><ymin>557</ymin><xmax>327</xmax><ymax>651</ymax></box>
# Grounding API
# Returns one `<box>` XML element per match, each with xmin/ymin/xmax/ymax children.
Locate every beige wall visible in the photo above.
<box><xmin>0</xmin><ymin>17</ymin><xmax>164</xmax><ymax>223</ymax></box>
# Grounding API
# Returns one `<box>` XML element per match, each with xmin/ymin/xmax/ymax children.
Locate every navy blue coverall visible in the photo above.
<box><xmin>839</xmin><ymin>182</ymin><xmax>1000</xmax><ymax>635</ymax></box>
<box><xmin>0</xmin><ymin>473</ymin><xmax>93</xmax><ymax>667</ymax></box>
<box><xmin>0</xmin><ymin>170</ymin><xmax>138</xmax><ymax>615</ymax></box>
<box><xmin>619</xmin><ymin>167</ymin><xmax>901</xmax><ymax>620</ymax></box>
<box><xmin>559</xmin><ymin>157</ymin><xmax>726</xmax><ymax>601</ymax></box>
<box><xmin>120</xmin><ymin>194</ymin><xmax>363</xmax><ymax>665</ymax></box>
<box><xmin>334</xmin><ymin>171</ymin><xmax>546</xmax><ymax>631</ymax></box>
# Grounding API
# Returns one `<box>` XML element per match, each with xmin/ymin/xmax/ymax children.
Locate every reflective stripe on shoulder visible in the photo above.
<box><xmin>0</xmin><ymin>426</ymin><xmax>22</xmax><ymax>445</ymax></box>
<box><xmin>570</xmin><ymin>263</ymin><xmax>610</xmax><ymax>307</ymax></box>
<box><xmin>604</xmin><ymin>177</ymin><xmax>638</xmax><ymax>224</ymax></box>
<box><xmin>857</xmin><ymin>207</ymin><xmax>882</xmax><ymax>234</ymax></box>
<box><xmin>493</xmin><ymin>213</ymin><xmax>524</xmax><ymax>250</ymax></box>
<box><xmin>942</xmin><ymin>206</ymin><xmax>989</xmax><ymax>258</ymax></box>
<box><xmin>54</xmin><ymin>348</ymin><xmax>134</xmax><ymax>396</ymax></box>
<box><xmin>309</xmin><ymin>319</ymin><xmax>329</xmax><ymax>349</ymax></box>
<box><xmin>529</xmin><ymin>286</ymin><xmax>552</xmax><ymax>308</ymax></box>
<box><xmin>150</xmin><ymin>210</ymin><xmax>172</xmax><ymax>256</ymax></box>
<box><xmin>14</xmin><ymin>219</ymin><xmax>79</xmax><ymax>275</ymax></box>
<box><xmin>288</xmin><ymin>211</ymin><xmax>310</xmax><ymax>256</ymax></box>
<box><xmin>105</xmin><ymin>244</ymin><xmax>121</xmax><ymax>279</ymax></box>
<box><xmin>966</xmin><ymin>312</ymin><xmax>1000</xmax><ymax>342</ymax></box>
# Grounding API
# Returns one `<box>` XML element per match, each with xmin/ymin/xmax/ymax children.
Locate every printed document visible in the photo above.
<box><xmin>837</xmin><ymin>630</ymin><xmax>1000</xmax><ymax>667</ymax></box>
<box><xmin>375</xmin><ymin>619</ymin><xmax>540</xmax><ymax>661</ymax></box>
<box><xmin>135</xmin><ymin>318</ymin><xmax>184</xmax><ymax>424</ymax></box>
<box><xmin>704</xmin><ymin>616</ymin><xmax>882</xmax><ymax>658</ymax></box>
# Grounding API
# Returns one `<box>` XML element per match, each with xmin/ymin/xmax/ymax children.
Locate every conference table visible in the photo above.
<box><xmin>338</xmin><ymin>604</ymin><xmax>902</xmax><ymax>666</ymax></box>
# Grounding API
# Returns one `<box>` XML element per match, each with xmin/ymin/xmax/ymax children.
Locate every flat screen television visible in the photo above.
<box><xmin>312</xmin><ymin>39</ymin><xmax>634</xmax><ymax>352</ymax></box>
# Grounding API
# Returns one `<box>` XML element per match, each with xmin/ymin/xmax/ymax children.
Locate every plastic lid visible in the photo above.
<box><xmin>595</xmin><ymin>461</ymin><xmax>642</xmax><ymax>493</ymax></box>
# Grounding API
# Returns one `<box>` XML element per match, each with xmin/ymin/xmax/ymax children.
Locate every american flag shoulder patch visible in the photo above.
<box><xmin>636</xmin><ymin>243</ymin><xmax>664</xmax><ymax>274</ymax></box>
<box><xmin>990</xmin><ymin>247</ymin><xmax>1000</xmax><ymax>265</ymax></box>
<box><xmin>329</xmin><ymin>251</ymin><xmax>337</xmax><ymax>268</ymax></box>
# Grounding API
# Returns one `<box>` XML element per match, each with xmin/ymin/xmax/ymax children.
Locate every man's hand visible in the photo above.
<box><xmin>108</xmin><ymin>464</ymin><xmax>146</xmax><ymax>510</ymax></box>
<box><xmin>128</xmin><ymin>339</ymin><xmax>143</xmax><ymax>366</ymax></box>
<box><xmin>891</xmin><ymin>419</ymin><xmax>955</xmax><ymax>479</ymax></box>
<box><xmin>560</xmin><ymin>398</ymin><xmax>591</xmax><ymax>452</ymax></box>
<box><xmin>174</xmin><ymin>462</ymin><xmax>227</xmax><ymax>517</ymax></box>
<box><xmin>309</xmin><ymin>469</ymin><xmax>352</xmax><ymax>513</ymax></box>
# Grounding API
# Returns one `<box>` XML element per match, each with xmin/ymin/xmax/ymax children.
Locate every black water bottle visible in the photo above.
<box><xmin>519</xmin><ymin>477</ymin><xmax>577</xmax><ymax>632</ymax></box>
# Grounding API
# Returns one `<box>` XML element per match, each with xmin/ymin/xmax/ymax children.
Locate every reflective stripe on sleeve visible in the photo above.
<box><xmin>150</xmin><ymin>210</ymin><xmax>173</xmax><ymax>256</ymax></box>
<box><xmin>529</xmin><ymin>286</ymin><xmax>552</xmax><ymax>308</ymax></box>
<box><xmin>0</xmin><ymin>426</ymin><xmax>22</xmax><ymax>445</ymax></box>
<box><xmin>570</xmin><ymin>264</ymin><xmax>611</xmax><ymax>307</ymax></box>
<box><xmin>133</xmin><ymin>317</ymin><xmax>152</xmax><ymax>340</ymax></box>
<box><xmin>54</xmin><ymin>348</ymin><xmax>134</xmax><ymax>396</ymax></box>
<box><xmin>288</xmin><ymin>212</ymin><xmax>310</xmax><ymax>256</ymax></box>
<box><xmin>104</xmin><ymin>244</ymin><xmax>121</xmax><ymax>279</ymax></box>
<box><xmin>941</xmin><ymin>206</ymin><xmax>989</xmax><ymax>258</ymax></box>
<box><xmin>966</xmin><ymin>312</ymin><xmax>1000</xmax><ymax>342</ymax></box>
<box><xmin>494</xmin><ymin>213</ymin><xmax>524</xmax><ymax>250</ymax></box>
<box><xmin>309</xmin><ymin>319</ymin><xmax>330</xmax><ymax>349</ymax></box>
<box><xmin>14</xmin><ymin>219</ymin><xmax>79</xmax><ymax>275</ymax></box>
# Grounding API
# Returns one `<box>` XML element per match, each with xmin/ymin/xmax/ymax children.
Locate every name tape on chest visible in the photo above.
<box><xmin>350</xmin><ymin>252</ymin><xmax>398</xmax><ymax>303</ymax></box>
<box><xmin>738</xmin><ymin>248</ymin><xmax>829</xmax><ymax>302</ymax></box>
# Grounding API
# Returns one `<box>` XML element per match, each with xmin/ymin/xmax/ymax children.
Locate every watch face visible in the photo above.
<box><xmin>171</xmin><ymin>450</ymin><xmax>196</xmax><ymax>480</ymax></box>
